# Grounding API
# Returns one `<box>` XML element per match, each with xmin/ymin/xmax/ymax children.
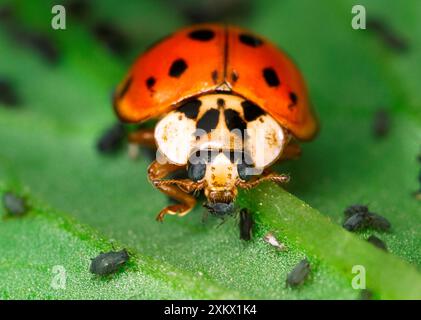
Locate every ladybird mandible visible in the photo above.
<box><xmin>113</xmin><ymin>24</ymin><xmax>318</xmax><ymax>222</ymax></box>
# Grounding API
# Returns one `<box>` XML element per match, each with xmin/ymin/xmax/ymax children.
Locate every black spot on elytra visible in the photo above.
<box><xmin>217</xmin><ymin>98</ymin><xmax>225</xmax><ymax>108</ymax></box>
<box><xmin>231</xmin><ymin>70</ymin><xmax>239</xmax><ymax>83</ymax></box>
<box><xmin>239</xmin><ymin>33</ymin><xmax>263</xmax><ymax>47</ymax></box>
<box><xmin>177</xmin><ymin>99</ymin><xmax>202</xmax><ymax>119</ymax></box>
<box><xmin>119</xmin><ymin>76</ymin><xmax>132</xmax><ymax>99</ymax></box>
<box><xmin>146</xmin><ymin>77</ymin><xmax>156</xmax><ymax>91</ymax></box>
<box><xmin>241</xmin><ymin>100</ymin><xmax>265</xmax><ymax>121</ymax></box>
<box><xmin>92</xmin><ymin>21</ymin><xmax>130</xmax><ymax>57</ymax></box>
<box><xmin>289</xmin><ymin>92</ymin><xmax>298</xmax><ymax>109</ymax></box>
<box><xmin>0</xmin><ymin>79</ymin><xmax>20</xmax><ymax>107</ymax></box>
<box><xmin>263</xmin><ymin>68</ymin><xmax>280</xmax><ymax>87</ymax></box>
<box><xmin>224</xmin><ymin>109</ymin><xmax>247</xmax><ymax>137</ymax></box>
<box><xmin>188</xmin><ymin>29</ymin><xmax>215</xmax><ymax>41</ymax></box>
<box><xmin>196</xmin><ymin>109</ymin><xmax>220</xmax><ymax>135</ymax></box>
<box><xmin>211</xmin><ymin>70</ymin><xmax>218</xmax><ymax>84</ymax></box>
<box><xmin>169</xmin><ymin>59</ymin><xmax>188</xmax><ymax>78</ymax></box>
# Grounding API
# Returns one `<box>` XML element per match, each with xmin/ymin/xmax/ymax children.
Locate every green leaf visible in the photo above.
<box><xmin>1</xmin><ymin>0</ymin><xmax>420</xmax><ymax>299</ymax></box>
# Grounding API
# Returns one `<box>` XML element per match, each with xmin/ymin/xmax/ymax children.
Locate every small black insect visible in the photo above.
<box><xmin>343</xmin><ymin>212</ymin><xmax>368</xmax><ymax>231</ymax></box>
<box><xmin>367</xmin><ymin>18</ymin><xmax>409</xmax><ymax>54</ymax></box>
<box><xmin>359</xmin><ymin>289</ymin><xmax>373</xmax><ymax>300</ymax></box>
<box><xmin>239</xmin><ymin>208</ymin><xmax>253</xmax><ymax>241</ymax></box>
<box><xmin>203</xmin><ymin>202</ymin><xmax>236</xmax><ymax>217</ymax></box>
<box><xmin>343</xmin><ymin>204</ymin><xmax>391</xmax><ymax>232</ymax></box>
<box><xmin>96</xmin><ymin>122</ymin><xmax>126</xmax><ymax>154</ymax></box>
<box><xmin>366</xmin><ymin>212</ymin><xmax>391</xmax><ymax>231</ymax></box>
<box><xmin>2</xmin><ymin>192</ymin><xmax>27</xmax><ymax>217</ymax></box>
<box><xmin>367</xmin><ymin>235</ymin><xmax>388</xmax><ymax>251</ymax></box>
<box><xmin>372</xmin><ymin>108</ymin><xmax>391</xmax><ymax>138</ymax></box>
<box><xmin>414</xmin><ymin>168</ymin><xmax>421</xmax><ymax>200</ymax></box>
<box><xmin>0</xmin><ymin>78</ymin><xmax>20</xmax><ymax>107</ymax></box>
<box><xmin>12</xmin><ymin>29</ymin><xmax>59</xmax><ymax>65</ymax></box>
<box><xmin>286</xmin><ymin>259</ymin><xmax>310</xmax><ymax>288</ymax></box>
<box><xmin>92</xmin><ymin>21</ymin><xmax>130</xmax><ymax>57</ymax></box>
<box><xmin>344</xmin><ymin>204</ymin><xmax>369</xmax><ymax>219</ymax></box>
<box><xmin>90</xmin><ymin>249</ymin><xmax>130</xmax><ymax>276</ymax></box>
<box><xmin>66</xmin><ymin>0</ymin><xmax>91</xmax><ymax>21</ymax></box>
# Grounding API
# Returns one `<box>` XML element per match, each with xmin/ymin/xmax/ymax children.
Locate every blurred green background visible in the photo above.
<box><xmin>0</xmin><ymin>0</ymin><xmax>420</xmax><ymax>299</ymax></box>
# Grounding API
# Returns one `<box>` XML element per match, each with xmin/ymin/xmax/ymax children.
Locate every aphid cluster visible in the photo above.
<box><xmin>2</xmin><ymin>192</ymin><xmax>27</xmax><ymax>217</ymax></box>
<box><xmin>343</xmin><ymin>204</ymin><xmax>391</xmax><ymax>232</ymax></box>
<box><xmin>90</xmin><ymin>249</ymin><xmax>130</xmax><ymax>276</ymax></box>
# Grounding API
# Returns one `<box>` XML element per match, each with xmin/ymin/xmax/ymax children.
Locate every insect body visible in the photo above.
<box><xmin>113</xmin><ymin>24</ymin><xmax>318</xmax><ymax>221</ymax></box>
<box><xmin>90</xmin><ymin>249</ymin><xmax>130</xmax><ymax>276</ymax></box>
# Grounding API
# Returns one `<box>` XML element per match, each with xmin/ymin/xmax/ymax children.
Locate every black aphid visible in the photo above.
<box><xmin>366</xmin><ymin>212</ymin><xmax>391</xmax><ymax>231</ymax></box>
<box><xmin>360</xmin><ymin>289</ymin><xmax>373</xmax><ymax>300</ymax></box>
<box><xmin>367</xmin><ymin>18</ymin><xmax>409</xmax><ymax>53</ymax></box>
<box><xmin>343</xmin><ymin>204</ymin><xmax>391</xmax><ymax>232</ymax></box>
<box><xmin>367</xmin><ymin>235</ymin><xmax>388</xmax><ymax>251</ymax></box>
<box><xmin>90</xmin><ymin>249</ymin><xmax>129</xmax><ymax>276</ymax></box>
<box><xmin>13</xmin><ymin>29</ymin><xmax>59</xmax><ymax>64</ymax></box>
<box><xmin>2</xmin><ymin>192</ymin><xmax>27</xmax><ymax>217</ymax></box>
<box><xmin>239</xmin><ymin>208</ymin><xmax>253</xmax><ymax>241</ymax></box>
<box><xmin>67</xmin><ymin>0</ymin><xmax>91</xmax><ymax>21</ymax></box>
<box><xmin>92</xmin><ymin>21</ymin><xmax>130</xmax><ymax>57</ymax></box>
<box><xmin>0</xmin><ymin>78</ymin><xmax>20</xmax><ymax>107</ymax></box>
<box><xmin>343</xmin><ymin>212</ymin><xmax>368</xmax><ymax>231</ymax></box>
<box><xmin>372</xmin><ymin>109</ymin><xmax>391</xmax><ymax>138</ymax></box>
<box><xmin>96</xmin><ymin>122</ymin><xmax>126</xmax><ymax>154</ymax></box>
<box><xmin>203</xmin><ymin>202</ymin><xmax>235</xmax><ymax>217</ymax></box>
<box><xmin>286</xmin><ymin>259</ymin><xmax>310</xmax><ymax>288</ymax></box>
<box><xmin>344</xmin><ymin>204</ymin><xmax>369</xmax><ymax>219</ymax></box>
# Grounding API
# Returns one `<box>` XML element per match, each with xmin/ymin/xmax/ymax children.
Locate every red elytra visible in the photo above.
<box><xmin>113</xmin><ymin>24</ymin><xmax>318</xmax><ymax>141</ymax></box>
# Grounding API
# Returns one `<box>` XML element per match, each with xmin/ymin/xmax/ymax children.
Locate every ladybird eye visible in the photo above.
<box><xmin>188</xmin><ymin>163</ymin><xmax>206</xmax><ymax>181</ymax></box>
<box><xmin>237</xmin><ymin>163</ymin><xmax>253</xmax><ymax>181</ymax></box>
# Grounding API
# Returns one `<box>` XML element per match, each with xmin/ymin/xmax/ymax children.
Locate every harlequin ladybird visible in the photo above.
<box><xmin>113</xmin><ymin>24</ymin><xmax>318</xmax><ymax>221</ymax></box>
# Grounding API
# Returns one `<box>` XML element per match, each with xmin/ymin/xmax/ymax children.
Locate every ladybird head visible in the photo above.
<box><xmin>188</xmin><ymin>149</ymin><xmax>254</xmax><ymax>215</ymax></box>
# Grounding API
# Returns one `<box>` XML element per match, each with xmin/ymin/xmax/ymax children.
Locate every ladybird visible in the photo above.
<box><xmin>112</xmin><ymin>24</ymin><xmax>318</xmax><ymax>221</ymax></box>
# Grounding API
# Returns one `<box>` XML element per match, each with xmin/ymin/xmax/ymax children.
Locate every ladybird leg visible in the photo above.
<box><xmin>127</xmin><ymin>128</ymin><xmax>156</xmax><ymax>159</ymax></box>
<box><xmin>279</xmin><ymin>142</ymin><xmax>301</xmax><ymax>161</ymax></box>
<box><xmin>238</xmin><ymin>172</ymin><xmax>290</xmax><ymax>190</ymax></box>
<box><xmin>148</xmin><ymin>161</ymin><xmax>197</xmax><ymax>222</ymax></box>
